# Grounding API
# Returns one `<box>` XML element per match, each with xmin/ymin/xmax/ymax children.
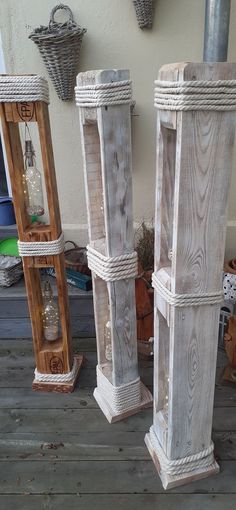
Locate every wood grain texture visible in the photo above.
<box><xmin>77</xmin><ymin>69</ymin><xmax>142</xmax><ymax>402</ymax></box>
<box><xmin>151</xmin><ymin>62</ymin><xmax>236</xmax><ymax>486</ymax></box>
<box><xmin>0</xmin><ymin>338</ymin><xmax>235</xmax><ymax>506</ymax></box>
<box><xmin>0</xmin><ymin>91</ymin><xmax>75</xmax><ymax>384</ymax></box>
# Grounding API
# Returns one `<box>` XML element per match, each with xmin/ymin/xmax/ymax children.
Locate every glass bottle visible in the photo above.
<box><xmin>104</xmin><ymin>307</ymin><xmax>112</xmax><ymax>361</ymax></box>
<box><xmin>42</xmin><ymin>280</ymin><xmax>59</xmax><ymax>342</ymax></box>
<box><xmin>24</xmin><ymin>140</ymin><xmax>44</xmax><ymax>217</ymax></box>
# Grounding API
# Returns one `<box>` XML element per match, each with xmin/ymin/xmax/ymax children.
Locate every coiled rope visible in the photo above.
<box><xmin>0</xmin><ymin>75</ymin><xmax>49</xmax><ymax>104</ymax></box>
<box><xmin>18</xmin><ymin>233</ymin><xmax>65</xmax><ymax>257</ymax></box>
<box><xmin>154</xmin><ymin>79</ymin><xmax>236</xmax><ymax>111</ymax></box>
<box><xmin>96</xmin><ymin>366</ymin><xmax>141</xmax><ymax>413</ymax></box>
<box><xmin>75</xmin><ymin>80</ymin><xmax>132</xmax><ymax>107</ymax></box>
<box><xmin>34</xmin><ymin>357</ymin><xmax>77</xmax><ymax>383</ymax></box>
<box><xmin>149</xmin><ymin>426</ymin><xmax>215</xmax><ymax>475</ymax></box>
<box><xmin>152</xmin><ymin>271</ymin><xmax>223</xmax><ymax>307</ymax></box>
<box><xmin>87</xmin><ymin>245</ymin><xmax>138</xmax><ymax>282</ymax></box>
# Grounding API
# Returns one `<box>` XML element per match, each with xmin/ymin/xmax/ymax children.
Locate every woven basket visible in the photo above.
<box><xmin>64</xmin><ymin>241</ymin><xmax>91</xmax><ymax>275</ymax></box>
<box><xmin>29</xmin><ymin>4</ymin><xmax>86</xmax><ymax>101</ymax></box>
<box><xmin>0</xmin><ymin>254</ymin><xmax>23</xmax><ymax>287</ymax></box>
<box><xmin>132</xmin><ymin>0</ymin><xmax>154</xmax><ymax>28</ymax></box>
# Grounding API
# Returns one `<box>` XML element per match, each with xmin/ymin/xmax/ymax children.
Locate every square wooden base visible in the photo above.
<box><xmin>32</xmin><ymin>355</ymin><xmax>84</xmax><ymax>393</ymax></box>
<box><xmin>93</xmin><ymin>381</ymin><xmax>153</xmax><ymax>423</ymax></box>
<box><xmin>144</xmin><ymin>431</ymin><xmax>220</xmax><ymax>490</ymax></box>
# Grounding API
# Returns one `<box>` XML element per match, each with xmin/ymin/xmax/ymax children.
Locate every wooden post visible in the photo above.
<box><xmin>76</xmin><ymin>69</ymin><xmax>152</xmax><ymax>422</ymax></box>
<box><xmin>145</xmin><ymin>62</ymin><xmax>236</xmax><ymax>488</ymax></box>
<box><xmin>0</xmin><ymin>77</ymin><xmax>83</xmax><ymax>392</ymax></box>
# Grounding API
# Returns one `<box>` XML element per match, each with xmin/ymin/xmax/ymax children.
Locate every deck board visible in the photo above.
<box><xmin>0</xmin><ymin>338</ymin><xmax>235</xmax><ymax>507</ymax></box>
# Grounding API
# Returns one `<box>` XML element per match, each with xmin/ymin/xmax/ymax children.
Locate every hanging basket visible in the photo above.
<box><xmin>29</xmin><ymin>4</ymin><xmax>87</xmax><ymax>101</ymax></box>
<box><xmin>132</xmin><ymin>0</ymin><xmax>154</xmax><ymax>29</ymax></box>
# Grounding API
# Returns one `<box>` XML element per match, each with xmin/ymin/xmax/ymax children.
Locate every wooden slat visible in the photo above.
<box><xmin>0</xmin><ymin>316</ymin><xmax>95</xmax><ymax>339</ymax></box>
<box><xmin>0</xmin><ymin>495</ymin><xmax>235</xmax><ymax>510</ymax></box>
<box><xmin>0</xmin><ymin>459</ymin><xmax>236</xmax><ymax>494</ymax></box>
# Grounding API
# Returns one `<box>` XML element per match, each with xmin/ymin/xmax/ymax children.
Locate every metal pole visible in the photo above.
<box><xmin>203</xmin><ymin>0</ymin><xmax>231</xmax><ymax>61</ymax></box>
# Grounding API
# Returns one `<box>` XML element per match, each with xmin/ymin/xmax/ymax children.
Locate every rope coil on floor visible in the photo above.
<box><xmin>96</xmin><ymin>366</ymin><xmax>141</xmax><ymax>413</ymax></box>
<box><xmin>75</xmin><ymin>79</ymin><xmax>132</xmax><ymax>107</ymax></box>
<box><xmin>0</xmin><ymin>75</ymin><xmax>50</xmax><ymax>104</ymax></box>
<box><xmin>18</xmin><ymin>233</ymin><xmax>65</xmax><ymax>257</ymax></box>
<box><xmin>152</xmin><ymin>271</ymin><xmax>223</xmax><ymax>307</ymax></box>
<box><xmin>154</xmin><ymin>79</ymin><xmax>236</xmax><ymax>111</ymax></box>
<box><xmin>34</xmin><ymin>357</ymin><xmax>77</xmax><ymax>383</ymax></box>
<box><xmin>87</xmin><ymin>245</ymin><xmax>138</xmax><ymax>281</ymax></box>
<box><xmin>149</xmin><ymin>426</ymin><xmax>215</xmax><ymax>475</ymax></box>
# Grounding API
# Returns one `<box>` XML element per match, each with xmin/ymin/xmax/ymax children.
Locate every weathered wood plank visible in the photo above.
<box><xmin>0</xmin><ymin>298</ymin><xmax>94</xmax><ymax>318</ymax></box>
<box><xmin>0</xmin><ymin>366</ymin><xmax>97</xmax><ymax>388</ymax></box>
<box><xmin>1</xmin><ymin>495</ymin><xmax>235</xmax><ymax>510</ymax></box>
<box><xmin>0</xmin><ymin>459</ymin><xmax>235</xmax><ymax>494</ymax></box>
<box><xmin>0</xmin><ymin>316</ymin><xmax>95</xmax><ymax>339</ymax></box>
<box><xmin>0</xmin><ymin>337</ymin><xmax>97</xmax><ymax>353</ymax></box>
<box><xmin>0</xmin><ymin>433</ymin><xmax>149</xmax><ymax>461</ymax></box>
<box><xmin>0</xmin><ymin>407</ymin><xmax>153</xmax><ymax>433</ymax></box>
<box><xmin>0</xmin><ymin>430</ymin><xmax>234</xmax><ymax>462</ymax></box>
<box><xmin>0</xmin><ymin>405</ymin><xmax>235</xmax><ymax>435</ymax></box>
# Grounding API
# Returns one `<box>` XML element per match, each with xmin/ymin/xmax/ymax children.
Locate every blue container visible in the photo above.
<box><xmin>0</xmin><ymin>197</ymin><xmax>16</xmax><ymax>226</ymax></box>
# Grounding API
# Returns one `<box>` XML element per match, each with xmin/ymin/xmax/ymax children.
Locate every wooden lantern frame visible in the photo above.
<box><xmin>76</xmin><ymin>69</ymin><xmax>153</xmax><ymax>422</ymax></box>
<box><xmin>0</xmin><ymin>75</ymin><xmax>83</xmax><ymax>392</ymax></box>
<box><xmin>145</xmin><ymin>62</ymin><xmax>236</xmax><ymax>488</ymax></box>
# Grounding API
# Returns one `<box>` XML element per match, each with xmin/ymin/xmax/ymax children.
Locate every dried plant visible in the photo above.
<box><xmin>135</xmin><ymin>221</ymin><xmax>154</xmax><ymax>271</ymax></box>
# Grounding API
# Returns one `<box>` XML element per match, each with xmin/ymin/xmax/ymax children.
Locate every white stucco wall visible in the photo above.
<box><xmin>1</xmin><ymin>0</ymin><xmax>236</xmax><ymax>257</ymax></box>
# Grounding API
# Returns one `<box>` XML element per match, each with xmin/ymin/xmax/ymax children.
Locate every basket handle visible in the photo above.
<box><xmin>49</xmin><ymin>4</ymin><xmax>74</xmax><ymax>26</ymax></box>
<box><xmin>64</xmin><ymin>240</ymin><xmax>79</xmax><ymax>251</ymax></box>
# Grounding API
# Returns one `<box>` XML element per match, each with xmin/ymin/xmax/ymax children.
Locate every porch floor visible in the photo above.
<box><xmin>0</xmin><ymin>338</ymin><xmax>236</xmax><ymax>509</ymax></box>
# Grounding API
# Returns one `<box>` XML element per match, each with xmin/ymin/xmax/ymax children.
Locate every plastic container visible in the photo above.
<box><xmin>0</xmin><ymin>197</ymin><xmax>16</xmax><ymax>226</ymax></box>
<box><xmin>0</xmin><ymin>237</ymin><xmax>19</xmax><ymax>257</ymax></box>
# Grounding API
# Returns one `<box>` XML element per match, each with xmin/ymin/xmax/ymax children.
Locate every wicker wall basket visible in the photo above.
<box><xmin>29</xmin><ymin>4</ymin><xmax>86</xmax><ymax>101</ymax></box>
<box><xmin>132</xmin><ymin>0</ymin><xmax>155</xmax><ymax>29</ymax></box>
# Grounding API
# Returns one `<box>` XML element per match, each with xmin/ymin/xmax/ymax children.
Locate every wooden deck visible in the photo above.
<box><xmin>0</xmin><ymin>338</ymin><xmax>236</xmax><ymax>509</ymax></box>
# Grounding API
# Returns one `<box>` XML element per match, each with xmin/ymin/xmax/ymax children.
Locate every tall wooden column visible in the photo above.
<box><xmin>145</xmin><ymin>62</ymin><xmax>236</xmax><ymax>488</ymax></box>
<box><xmin>0</xmin><ymin>75</ymin><xmax>83</xmax><ymax>392</ymax></box>
<box><xmin>76</xmin><ymin>69</ymin><xmax>152</xmax><ymax>422</ymax></box>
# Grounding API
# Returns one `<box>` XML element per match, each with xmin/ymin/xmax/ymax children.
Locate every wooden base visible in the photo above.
<box><xmin>32</xmin><ymin>355</ymin><xmax>84</xmax><ymax>393</ymax></box>
<box><xmin>93</xmin><ymin>381</ymin><xmax>153</xmax><ymax>423</ymax></box>
<box><xmin>144</xmin><ymin>432</ymin><xmax>219</xmax><ymax>490</ymax></box>
<box><xmin>222</xmin><ymin>364</ymin><xmax>236</xmax><ymax>384</ymax></box>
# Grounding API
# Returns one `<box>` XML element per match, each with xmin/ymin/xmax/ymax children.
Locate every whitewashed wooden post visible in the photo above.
<box><xmin>145</xmin><ymin>62</ymin><xmax>236</xmax><ymax>489</ymax></box>
<box><xmin>75</xmin><ymin>69</ymin><xmax>152</xmax><ymax>423</ymax></box>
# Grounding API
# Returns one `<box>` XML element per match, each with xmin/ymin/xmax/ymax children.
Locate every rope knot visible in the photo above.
<box><xmin>18</xmin><ymin>233</ymin><xmax>65</xmax><ymax>257</ymax></box>
<box><xmin>87</xmin><ymin>244</ymin><xmax>138</xmax><ymax>282</ymax></box>
<box><xmin>0</xmin><ymin>75</ymin><xmax>49</xmax><ymax>104</ymax></box>
<box><xmin>75</xmin><ymin>80</ymin><xmax>132</xmax><ymax>107</ymax></box>
<box><xmin>152</xmin><ymin>271</ymin><xmax>223</xmax><ymax>307</ymax></box>
<box><xmin>154</xmin><ymin>78</ymin><xmax>236</xmax><ymax>111</ymax></box>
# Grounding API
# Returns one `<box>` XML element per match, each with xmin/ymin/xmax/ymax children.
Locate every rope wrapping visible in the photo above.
<box><xmin>0</xmin><ymin>75</ymin><xmax>49</xmax><ymax>104</ymax></box>
<box><xmin>96</xmin><ymin>366</ymin><xmax>141</xmax><ymax>413</ymax></box>
<box><xmin>18</xmin><ymin>233</ymin><xmax>65</xmax><ymax>257</ymax></box>
<box><xmin>87</xmin><ymin>245</ymin><xmax>138</xmax><ymax>282</ymax></box>
<box><xmin>152</xmin><ymin>271</ymin><xmax>223</xmax><ymax>307</ymax></box>
<box><xmin>149</xmin><ymin>426</ymin><xmax>215</xmax><ymax>475</ymax></box>
<box><xmin>75</xmin><ymin>80</ymin><xmax>132</xmax><ymax>107</ymax></box>
<box><xmin>154</xmin><ymin>79</ymin><xmax>236</xmax><ymax>111</ymax></box>
<box><xmin>34</xmin><ymin>357</ymin><xmax>77</xmax><ymax>383</ymax></box>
